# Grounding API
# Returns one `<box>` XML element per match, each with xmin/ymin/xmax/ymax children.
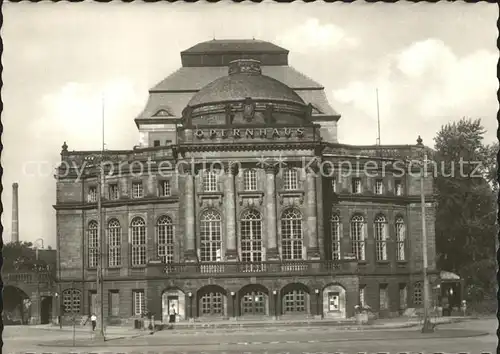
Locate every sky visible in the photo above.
<box><xmin>2</xmin><ymin>2</ymin><xmax>498</xmax><ymax>247</ymax></box>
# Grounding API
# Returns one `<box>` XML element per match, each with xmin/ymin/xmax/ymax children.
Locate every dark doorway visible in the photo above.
<box><xmin>40</xmin><ymin>296</ymin><xmax>53</xmax><ymax>324</ymax></box>
<box><xmin>2</xmin><ymin>286</ymin><xmax>30</xmax><ymax>325</ymax></box>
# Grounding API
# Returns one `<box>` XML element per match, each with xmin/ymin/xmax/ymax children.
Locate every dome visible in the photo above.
<box><xmin>187</xmin><ymin>59</ymin><xmax>305</xmax><ymax>107</ymax></box>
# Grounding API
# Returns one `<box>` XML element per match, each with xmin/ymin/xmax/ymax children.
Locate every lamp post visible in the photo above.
<box><xmin>314</xmin><ymin>289</ymin><xmax>320</xmax><ymax>317</ymax></box>
<box><xmin>272</xmin><ymin>290</ymin><xmax>278</xmax><ymax>319</ymax></box>
<box><xmin>414</xmin><ymin>136</ymin><xmax>434</xmax><ymax>333</ymax></box>
<box><xmin>188</xmin><ymin>292</ymin><xmax>192</xmax><ymax>320</ymax></box>
<box><xmin>230</xmin><ymin>291</ymin><xmax>236</xmax><ymax>319</ymax></box>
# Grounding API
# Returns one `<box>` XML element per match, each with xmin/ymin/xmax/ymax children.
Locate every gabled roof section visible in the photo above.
<box><xmin>182</xmin><ymin>39</ymin><xmax>288</xmax><ymax>54</ymax></box>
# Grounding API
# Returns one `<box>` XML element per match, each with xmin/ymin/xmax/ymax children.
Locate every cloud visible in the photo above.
<box><xmin>332</xmin><ymin>38</ymin><xmax>497</xmax><ymax>145</ymax></box>
<box><xmin>34</xmin><ymin>78</ymin><xmax>147</xmax><ymax>152</ymax></box>
<box><xmin>276</xmin><ymin>18</ymin><xmax>359</xmax><ymax>53</ymax></box>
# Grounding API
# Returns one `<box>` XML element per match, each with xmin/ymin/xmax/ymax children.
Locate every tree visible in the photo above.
<box><xmin>433</xmin><ymin>117</ymin><xmax>497</xmax><ymax>302</ymax></box>
<box><xmin>1</xmin><ymin>241</ymin><xmax>48</xmax><ymax>272</ymax></box>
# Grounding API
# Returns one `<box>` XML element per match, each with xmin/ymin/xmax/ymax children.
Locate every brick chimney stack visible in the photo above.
<box><xmin>12</xmin><ymin>182</ymin><xmax>19</xmax><ymax>243</ymax></box>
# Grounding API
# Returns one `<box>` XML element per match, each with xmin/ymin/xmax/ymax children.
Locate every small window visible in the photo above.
<box><xmin>88</xmin><ymin>186</ymin><xmax>97</xmax><ymax>203</ymax></box>
<box><xmin>132</xmin><ymin>182</ymin><xmax>143</xmax><ymax>199</ymax></box>
<box><xmin>203</xmin><ymin>170</ymin><xmax>218</xmax><ymax>192</ymax></box>
<box><xmin>153</xmin><ymin>140</ymin><xmax>160</xmax><ymax>147</ymax></box>
<box><xmin>395</xmin><ymin>180</ymin><xmax>403</xmax><ymax>196</ymax></box>
<box><xmin>243</xmin><ymin>169</ymin><xmax>257</xmax><ymax>191</ymax></box>
<box><xmin>159</xmin><ymin>180</ymin><xmax>171</xmax><ymax>197</ymax></box>
<box><xmin>108</xmin><ymin>184</ymin><xmax>119</xmax><ymax>200</ymax></box>
<box><xmin>375</xmin><ymin>179</ymin><xmax>384</xmax><ymax>194</ymax></box>
<box><xmin>165</xmin><ymin>140</ymin><xmax>172</xmax><ymax>145</ymax></box>
<box><xmin>351</xmin><ymin>178</ymin><xmax>361</xmax><ymax>194</ymax></box>
<box><xmin>331</xmin><ymin>177</ymin><xmax>337</xmax><ymax>193</ymax></box>
<box><xmin>284</xmin><ymin>169</ymin><xmax>298</xmax><ymax>191</ymax></box>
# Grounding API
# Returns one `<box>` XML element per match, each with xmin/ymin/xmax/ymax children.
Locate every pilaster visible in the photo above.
<box><xmin>305</xmin><ymin>167</ymin><xmax>319</xmax><ymax>259</ymax></box>
<box><xmin>224</xmin><ymin>163</ymin><xmax>238</xmax><ymax>261</ymax></box>
<box><xmin>265</xmin><ymin>165</ymin><xmax>279</xmax><ymax>259</ymax></box>
<box><xmin>184</xmin><ymin>169</ymin><xmax>197</xmax><ymax>262</ymax></box>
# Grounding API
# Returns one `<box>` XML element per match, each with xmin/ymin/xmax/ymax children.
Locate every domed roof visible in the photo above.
<box><xmin>187</xmin><ymin>59</ymin><xmax>305</xmax><ymax>107</ymax></box>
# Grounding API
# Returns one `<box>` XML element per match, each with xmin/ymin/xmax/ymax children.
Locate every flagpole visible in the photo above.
<box><xmin>376</xmin><ymin>88</ymin><xmax>381</xmax><ymax>145</ymax></box>
<box><xmin>96</xmin><ymin>95</ymin><xmax>106</xmax><ymax>340</ymax></box>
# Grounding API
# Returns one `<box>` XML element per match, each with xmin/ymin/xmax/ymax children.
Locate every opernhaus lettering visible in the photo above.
<box><xmin>194</xmin><ymin>128</ymin><xmax>305</xmax><ymax>139</ymax></box>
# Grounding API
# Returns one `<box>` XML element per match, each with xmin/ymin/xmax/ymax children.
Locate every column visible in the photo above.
<box><xmin>184</xmin><ymin>171</ymin><xmax>196</xmax><ymax>261</ymax></box>
<box><xmin>225</xmin><ymin>163</ymin><xmax>238</xmax><ymax>261</ymax></box>
<box><xmin>306</xmin><ymin>170</ymin><xmax>319</xmax><ymax>259</ymax></box>
<box><xmin>265</xmin><ymin>166</ymin><xmax>278</xmax><ymax>259</ymax></box>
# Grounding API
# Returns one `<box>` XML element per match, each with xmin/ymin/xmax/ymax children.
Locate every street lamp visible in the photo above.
<box><xmin>230</xmin><ymin>292</ymin><xmax>236</xmax><ymax>318</ymax></box>
<box><xmin>314</xmin><ymin>289</ymin><xmax>320</xmax><ymax>317</ymax></box>
<box><xmin>272</xmin><ymin>290</ymin><xmax>278</xmax><ymax>319</ymax></box>
<box><xmin>187</xmin><ymin>292</ymin><xmax>192</xmax><ymax>320</ymax></box>
<box><xmin>413</xmin><ymin>136</ymin><xmax>434</xmax><ymax>333</ymax></box>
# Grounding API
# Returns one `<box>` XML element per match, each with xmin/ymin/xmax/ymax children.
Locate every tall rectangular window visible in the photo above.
<box><xmin>132</xmin><ymin>182</ymin><xmax>143</xmax><ymax>199</ymax></box>
<box><xmin>109</xmin><ymin>290</ymin><xmax>120</xmax><ymax>317</ymax></box>
<box><xmin>396</xmin><ymin>217</ymin><xmax>406</xmax><ymax>261</ymax></box>
<box><xmin>351</xmin><ymin>178</ymin><xmax>361</xmax><ymax>194</ymax></box>
<box><xmin>159</xmin><ymin>180</ymin><xmax>171</xmax><ymax>197</ymax></box>
<box><xmin>133</xmin><ymin>290</ymin><xmax>145</xmax><ymax>316</ymax></box>
<box><xmin>374</xmin><ymin>216</ymin><xmax>388</xmax><ymax>261</ymax></box>
<box><xmin>108</xmin><ymin>184</ymin><xmax>119</xmax><ymax>200</ymax></box>
<box><xmin>359</xmin><ymin>285</ymin><xmax>366</xmax><ymax>307</ymax></box>
<box><xmin>89</xmin><ymin>290</ymin><xmax>97</xmax><ymax>315</ymax></box>
<box><xmin>379</xmin><ymin>284</ymin><xmax>389</xmax><ymax>310</ymax></box>
<box><xmin>399</xmin><ymin>284</ymin><xmax>407</xmax><ymax>310</ymax></box>
<box><xmin>88</xmin><ymin>186</ymin><xmax>97</xmax><ymax>203</ymax></box>
<box><xmin>395</xmin><ymin>180</ymin><xmax>403</xmax><ymax>196</ymax></box>
<box><xmin>153</xmin><ymin>140</ymin><xmax>160</xmax><ymax>147</ymax></box>
<box><xmin>331</xmin><ymin>177</ymin><xmax>337</xmax><ymax>193</ymax></box>
<box><xmin>375</xmin><ymin>179</ymin><xmax>384</xmax><ymax>194</ymax></box>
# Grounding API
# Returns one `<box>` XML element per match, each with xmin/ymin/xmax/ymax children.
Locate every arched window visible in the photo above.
<box><xmin>107</xmin><ymin>219</ymin><xmax>121</xmax><ymax>267</ymax></box>
<box><xmin>281</xmin><ymin>209</ymin><xmax>303</xmax><ymax>260</ymax></box>
<box><xmin>374</xmin><ymin>215</ymin><xmax>388</xmax><ymax>261</ymax></box>
<box><xmin>413</xmin><ymin>282</ymin><xmax>423</xmax><ymax>306</ymax></box>
<box><xmin>283</xmin><ymin>168</ymin><xmax>298</xmax><ymax>190</ymax></box>
<box><xmin>240</xmin><ymin>210</ymin><xmax>263</xmax><ymax>269</ymax></box>
<box><xmin>330</xmin><ymin>214</ymin><xmax>341</xmax><ymax>260</ymax></box>
<box><xmin>395</xmin><ymin>217</ymin><xmax>406</xmax><ymax>261</ymax></box>
<box><xmin>243</xmin><ymin>169</ymin><xmax>257</xmax><ymax>191</ymax></box>
<box><xmin>200</xmin><ymin>292</ymin><xmax>223</xmax><ymax>315</ymax></box>
<box><xmin>350</xmin><ymin>215</ymin><xmax>365</xmax><ymax>260</ymax></box>
<box><xmin>157</xmin><ymin>215</ymin><xmax>174</xmax><ymax>263</ymax></box>
<box><xmin>200</xmin><ymin>210</ymin><xmax>222</xmax><ymax>262</ymax></box>
<box><xmin>203</xmin><ymin>169</ymin><xmax>219</xmax><ymax>192</ymax></box>
<box><xmin>88</xmin><ymin>221</ymin><xmax>98</xmax><ymax>268</ymax></box>
<box><xmin>62</xmin><ymin>289</ymin><xmax>81</xmax><ymax>314</ymax></box>
<box><xmin>283</xmin><ymin>289</ymin><xmax>306</xmax><ymax>313</ymax></box>
<box><xmin>130</xmin><ymin>217</ymin><xmax>146</xmax><ymax>267</ymax></box>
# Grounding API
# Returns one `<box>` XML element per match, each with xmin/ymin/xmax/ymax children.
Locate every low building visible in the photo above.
<box><xmin>54</xmin><ymin>39</ymin><xmax>438</xmax><ymax>324</ymax></box>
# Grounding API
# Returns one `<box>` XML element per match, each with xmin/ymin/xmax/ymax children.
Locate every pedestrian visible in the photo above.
<box><xmin>90</xmin><ymin>313</ymin><xmax>97</xmax><ymax>331</ymax></box>
<box><xmin>168</xmin><ymin>304</ymin><xmax>176</xmax><ymax>329</ymax></box>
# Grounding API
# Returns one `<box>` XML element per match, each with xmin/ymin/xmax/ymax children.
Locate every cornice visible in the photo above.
<box><xmin>334</xmin><ymin>193</ymin><xmax>436</xmax><ymax>204</ymax></box>
<box><xmin>53</xmin><ymin>196</ymin><xmax>180</xmax><ymax>211</ymax></box>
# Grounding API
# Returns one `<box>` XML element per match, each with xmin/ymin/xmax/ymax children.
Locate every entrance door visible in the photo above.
<box><xmin>40</xmin><ymin>296</ymin><xmax>53</xmax><ymax>324</ymax></box>
<box><xmin>162</xmin><ymin>294</ymin><xmax>179</xmax><ymax>322</ymax></box>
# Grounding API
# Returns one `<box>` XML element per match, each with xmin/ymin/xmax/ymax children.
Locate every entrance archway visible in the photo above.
<box><xmin>238</xmin><ymin>284</ymin><xmax>269</xmax><ymax>316</ymax></box>
<box><xmin>280</xmin><ymin>283</ymin><xmax>310</xmax><ymax>315</ymax></box>
<box><xmin>162</xmin><ymin>288</ymin><xmax>185</xmax><ymax>323</ymax></box>
<box><xmin>40</xmin><ymin>296</ymin><xmax>53</xmax><ymax>324</ymax></box>
<box><xmin>3</xmin><ymin>286</ymin><xmax>30</xmax><ymax>325</ymax></box>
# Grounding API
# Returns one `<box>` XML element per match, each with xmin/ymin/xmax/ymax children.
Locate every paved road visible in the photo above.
<box><xmin>2</xmin><ymin>318</ymin><xmax>496</xmax><ymax>354</ymax></box>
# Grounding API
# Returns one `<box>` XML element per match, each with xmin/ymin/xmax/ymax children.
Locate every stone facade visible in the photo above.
<box><xmin>53</xmin><ymin>40</ymin><xmax>437</xmax><ymax>324</ymax></box>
